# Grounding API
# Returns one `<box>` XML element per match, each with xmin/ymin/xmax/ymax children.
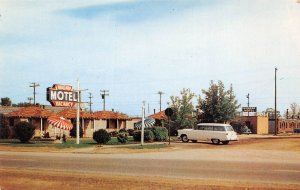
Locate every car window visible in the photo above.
<box><xmin>204</xmin><ymin>126</ymin><xmax>213</xmax><ymax>131</ymax></box>
<box><xmin>226</xmin><ymin>126</ymin><xmax>234</xmax><ymax>131</ymax></box>
<box><xmin>198</xmin><ymin>126</ymin><xmax>206</xmax><ymax>130</ymax></box>
<box><xmin>214</xmin><ymin>126</ymin><xmax>225</xmax><ymax>131</ymax></box>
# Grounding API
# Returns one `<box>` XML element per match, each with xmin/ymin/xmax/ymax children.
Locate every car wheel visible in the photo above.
<box><xmin>181</xmin><ymin>135</ymin><xmax>189</xmax><ymax>143</ymax></box>
<box><xmin>211</xmin><ymin>139</ymin><xmax>220</xmax><ymax>145</ymax></box>
<box><xmin>222</xmin><ymin>141</ymin><xmax>229</xmax><ymax>145</ymax></box>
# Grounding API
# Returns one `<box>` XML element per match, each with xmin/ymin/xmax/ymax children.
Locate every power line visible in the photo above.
<box><xmin>29</xmin><ymin>82</ymin><xmax>40</xmax><ymax>104</ymax></box>
<box><xmin>100</xmin><ymin>90</ymin><xmax>109</xmax><ymax>111</ymax></box>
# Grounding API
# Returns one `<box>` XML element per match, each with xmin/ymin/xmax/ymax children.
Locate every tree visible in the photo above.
<box><xmin>14</xmin><ymin>121</ymin><xmax>35</xmax><ymax>143</ymax></box>
<box><xmin>263</xmin><ymin>108</ymin><xmax>281</xmax><ymax>119</ymax></box>
<box><xmin>1</xmin><ymin>97</ymin><xmax>12</xmax><ymax>106</ymax></box>
<box><xmin>12</xmin><ymin>102</ymin><xmax>32</xmax><ymax>107</ymax></box>
<box><xmin>197</xmin><ymin>80</ymin><xmax>240</xmax><ymax>123</ymax></box>
<box><xmin>168</xmin><ymin>88</ymin><xmax>196</xmax><ymax>135</ymax></box>
<box><xmin>290</xmin><ymin>103</ymin><xmax>299</xmax><ymax>119</ymax></box>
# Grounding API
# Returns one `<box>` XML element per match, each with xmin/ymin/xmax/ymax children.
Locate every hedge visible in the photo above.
<box><xmin>133</xmin><ymin>130</ymin><xmax>154</xmax><ymax>142</ymax></box>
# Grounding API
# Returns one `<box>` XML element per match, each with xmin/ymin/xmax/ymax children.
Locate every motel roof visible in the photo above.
<box><xmin>0</xmin><ymin>106</ymin><xmax>21</xmax><ymax>115</ymax></box>
<box><xmin>57</xmin><ymin>108</ymin><xmax>94</xmax><ymax>119</ymax></box>
<box><xmin>93</xmin><ymin>111</ymin><xmax>129</xmax><ymax>120</ymax></box>
<box><xmin>5</xmin><ymin>106</ymin><xmax>55</xmax><ymax>118</ymax></box>
<box><xmin>148</xmin><ymin>111</ymin><xmax>167</xmax><ymax>120</ymax></box>
<box><xmin>2</xmin><ymin>106</ymin><xmax>130</xmax><ymax>120</ymax></box>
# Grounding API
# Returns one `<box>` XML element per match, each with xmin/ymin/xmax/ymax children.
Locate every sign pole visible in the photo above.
<box><xmin>76</xmin><ymin>80</ymin><xmax>80</xmax><ymax>144</ymax></box>
<box><xmin>164</xmin><ymin>108</ymin><xmax>173</xmax><ymax>146</ymax></box>
<box><xmin>168</xmin><ymin>116</ymin><xmax>170</xmax><ymax>145</ymax></box>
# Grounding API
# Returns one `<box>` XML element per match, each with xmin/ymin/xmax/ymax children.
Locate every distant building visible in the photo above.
<box><xmin>238</xmin><ymin>116</ymin><xmax>269</xmax><ymax>135</ymax></box>
<box><xmin>269</xmin><ymin>118</ymin><xmax>300</xmax><ymax>134</ymax></box>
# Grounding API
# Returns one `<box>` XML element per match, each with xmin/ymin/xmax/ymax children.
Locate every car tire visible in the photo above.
<box><xmin>181</xmin><ymin>135</ymin><xmax>189</xmax><ymax>143</ymax></box>
<box><xmin>222</xmin><ymin>141</ymin><xmax>229</xmax><ymax>145</ymax></box>
<box><xmin>211</xmin><ymin>139</ymin><xmax>220</xmax><ymax>145</ymax></box>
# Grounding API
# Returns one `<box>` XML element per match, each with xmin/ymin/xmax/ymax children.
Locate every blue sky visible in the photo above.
<box><xmin>1</xmin><ymin>0</ymin><xmax>300</xmax><ymax>116</ymax></box>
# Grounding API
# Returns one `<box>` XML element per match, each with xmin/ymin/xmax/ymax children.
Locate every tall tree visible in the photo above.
<box><xmin>1</xmin><ymin>97</ymin><xmax>12</xmax><ymax>106</ymax></box>
<box><xmin>197</xmin><ymin>80</ymin><xmax>240</xmax><ymax>123</ymax></box>
<box><xmin>290</xmin><ymin>103</ymin><xmax>299</xmax><ymax>119</ymax></box>
<box><xmin>168</xmin><ymin>88</ymin><xmax>196</xmax><ymax>135</ymax></box>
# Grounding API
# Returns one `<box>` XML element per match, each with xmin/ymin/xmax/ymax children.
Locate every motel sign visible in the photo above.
<box><xmin>47</xmin><ymin>84</ymin><xmax>78</xmax><ymax>107</ymax></box>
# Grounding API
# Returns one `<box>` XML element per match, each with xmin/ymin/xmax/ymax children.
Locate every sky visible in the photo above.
<box><xmin>0</xmin><ymin>0</ymin><xmax>300</xmax><ymax>116</ymax></box>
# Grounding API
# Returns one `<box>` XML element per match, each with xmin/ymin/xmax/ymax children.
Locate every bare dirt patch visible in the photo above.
<box><xmin>172</xmin><ymin>135</ymin><xmax>300</xmax><ymax>152</ymax></box>
<box><xmin>1</xmin><ymin>168</ymin><xmax>299</xmax><ymax>190</ymax></box>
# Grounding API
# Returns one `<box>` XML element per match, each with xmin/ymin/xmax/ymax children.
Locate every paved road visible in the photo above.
<box><xmin>1</xmin><ymin>149</ymin><xmax>300</xmax><ymax>185</ymax></box>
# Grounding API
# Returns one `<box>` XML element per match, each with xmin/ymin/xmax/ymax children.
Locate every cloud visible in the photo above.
<box><xmin>58</xmin><ymin>0</ymin><xmax>210</xmax><ymax>23</ymax></box>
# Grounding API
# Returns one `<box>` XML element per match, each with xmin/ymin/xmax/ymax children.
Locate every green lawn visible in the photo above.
<box><xmin>0</xmin><ymin>136</ymin><xmax>168</xmax><ymax>149</ymax></box>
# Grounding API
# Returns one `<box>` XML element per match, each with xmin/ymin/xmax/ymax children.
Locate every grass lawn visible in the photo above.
<box><xmin>0</xmin><ymin>136</ymin><xmax>168</xmax><ymax>149</ymax></box>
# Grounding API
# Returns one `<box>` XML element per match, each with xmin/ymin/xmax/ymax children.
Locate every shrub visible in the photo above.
<box><xmin>0</xmin><ymin>126</ymin><xmax>10</xmax><ymax>139</ymax></box>
<box><xmin>119</xmin><ymin>128</ymin><xmax>127</xmax><ymax>133</ymax></box>
<box><xmin>127</xmin><ymin>129</ymin><xmax>134</xmax><ymax>136</ymax></box>
<box><xmin>93</xmin><ymin>129</ymin><xmax>111</xmax><ymax>144</ymax></box>
<box><xmin>0</xmin><ymin>117</ymin><xmax>9</xmax><ymax>139</ymax></box>
<box><xmin>133</xmin><ymin>130</ymin><xmax>154</xmax><ymax>142</ymax></box>
<box><xmin>117</xmin><ymin>133</ymin><xmax>128</xmax><ymax>144</ymax></box>
<box><xmin>109</xmin><ymin>131</ymin><xmax>118</xmax><ymax>137</ymax></box>
<box><xmin>133</xmin><ymin>130</ymin><xmax>141</xmax><ymax>141</ymax></box>
<box><xmin>150</xmin><ymin>127</ymin><xmax>168</xmax><ymax>142</ymax></box>
<box><xmin>70</xmin><ymin>126</ymin><xmax>83</xmax><ymax>138</ymax></box>
<box><xmin>14</xmin><ymin>121</ymin><xmax>35</xmax><ymax>143</ymax></box>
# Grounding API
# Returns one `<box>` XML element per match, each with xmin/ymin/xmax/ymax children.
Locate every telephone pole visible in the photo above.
<box><xmin>88</xmin><ymin>92</ymin><xmax>93</xmax><ymax>113</ymax></box>
<box><xmin>29</xmin><ymin>82</ymin><xmax>40</xmax><ymax>105</ymax></box>
<box><xmin>274</xmin><ymin>67</ymin><xmax>278</xmax><ymax>136</ymax></box>
<box><xmin>246</xmin><ymin>93</ymin><xmax>250</xmax><ymax>116</ymax></box>
<box><xmin>100</xmin><ymin>90</ymin><xmax>109</xmax><ymax>111</ymax></box>
<box><xmin>158</xmin><ymin>91</ymin><xmax>164</xmax><ymax>112</ymax></box>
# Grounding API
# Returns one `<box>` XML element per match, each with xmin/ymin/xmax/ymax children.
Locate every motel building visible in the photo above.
<box><xmin>3</xmin><ymin>106</ymin><xmax>55</xmax><ymax>138</ymax></box>
<box><xmin>0</xmin><ymin>105</ymin><xmax>133</xmax><ymax>138</ymax></box>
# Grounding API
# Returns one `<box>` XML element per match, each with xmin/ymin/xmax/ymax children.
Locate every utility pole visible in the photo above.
<box><xmin>246</xmin><ymin>93</ymin><xmax>250</xmax><ymax>116</ymax></box>
<box><xmin>75</xmin><ymin>80</ymin><xmax>88</xmax><ymax>145</ymax></box>
<box><xmin>275</xmin><ymin>67</ymin><xmax>278</xmax><ymax>136</ymax></box>
<box><xmin>27</xmin><ymin>97</ymin><xmax>33</xmax><ymax>104</ymax></box>
<box><xmin>29</xmin><ymin>82</ymin><xmax>40</xmax><ymax>104</ymax></box>
<box><xmin>158</xmin><ymin>91</ymin><xmax>164</xmax><ymax>112</ymax></box>
<box><xmin>100</xmin><ymin>90</ymin><xmax>109</xmax><ymax>111</ymax></box>
<box><xmin>88</xmin><ymin>92</ymin><xmax>93</xmax><ymax>113</ymax></box>
<box><xmin>141</xmin><ymin>101</ymin><xmax>145</xmax><ymax>146</ymax></box>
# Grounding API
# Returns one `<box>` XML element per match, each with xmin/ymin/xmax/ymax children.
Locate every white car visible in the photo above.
<box><xmin>177</xmin><ymin>123</ymin><xmax>238</xmax><ymax>145</ymax></box>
